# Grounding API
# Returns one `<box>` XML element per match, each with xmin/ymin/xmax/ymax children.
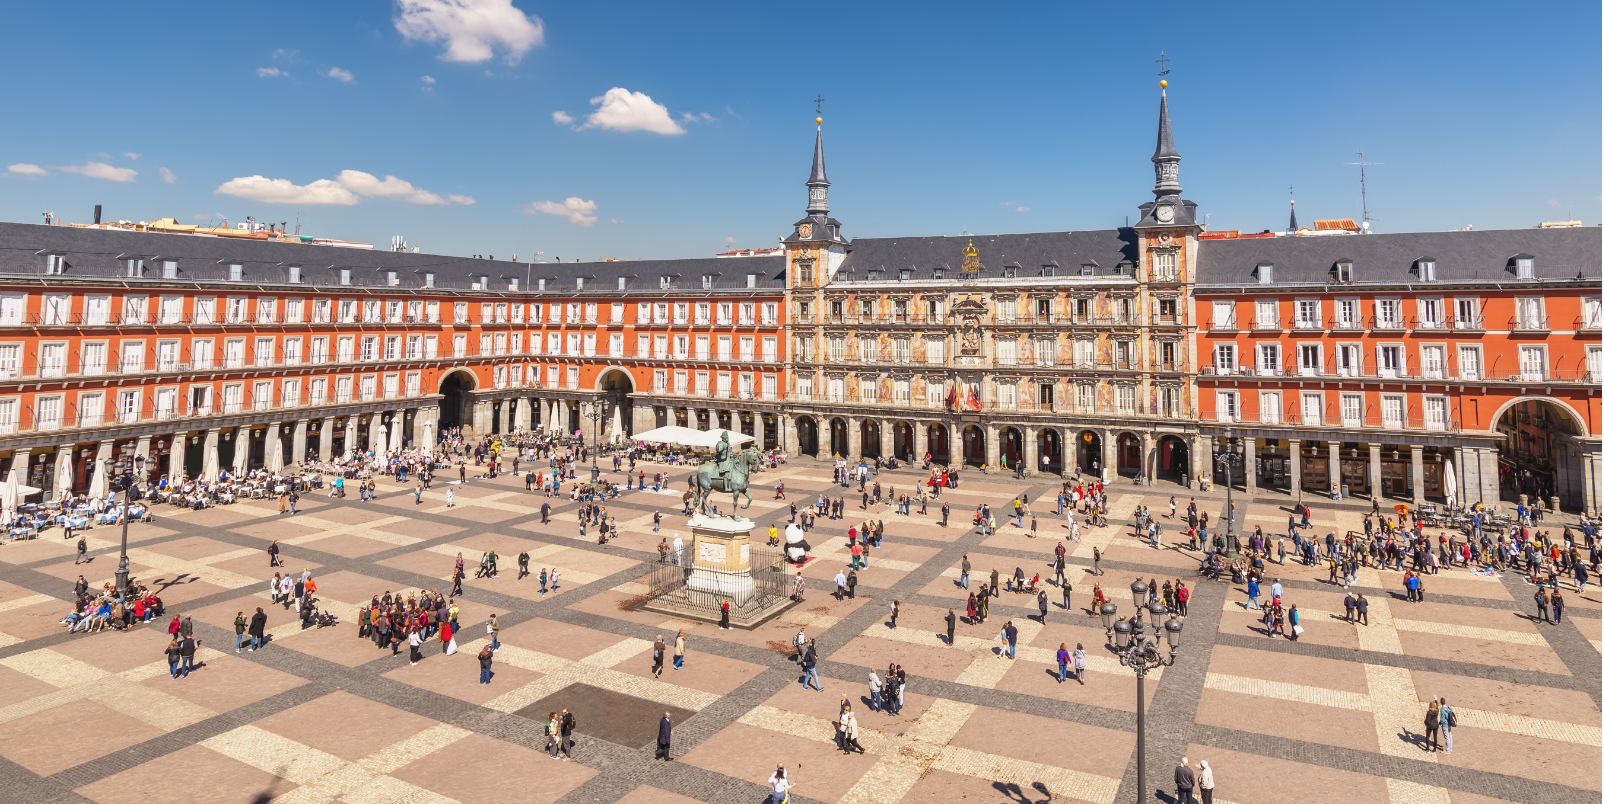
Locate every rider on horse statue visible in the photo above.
<box><xmin>692</xmin><ymin>431</ymin><xmax>754</xmax><ymax>520</ymax></box>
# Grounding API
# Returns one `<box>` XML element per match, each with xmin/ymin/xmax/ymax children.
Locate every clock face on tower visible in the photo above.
<box><xmin>798</xmin><ymin>224</ymin><xmax>813</xmax><ymax>238</ymax></box>
<box><xmin>1155</xmin><ymin>205</ymin><xmax>1175</xmax><ymax>223</ymax></box>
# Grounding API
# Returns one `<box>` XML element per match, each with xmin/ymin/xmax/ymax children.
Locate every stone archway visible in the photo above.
<box><xmin>961</xmin><ymin>425</ymin><xmax>985</xmax><ymax>467</ymax></box>
<box><xmin>438</xmin><ymin>369</ymin><xmax>478</xmax><ymax>432</ymax></box>
<box><xmin>1117</xmin><ymin>432</ymin><xmax>1142</xmax><ymax>477</ymax></box>
<box><xmin>596</xmin><ymin>368</ymin><xmax>635</xmax><ymax>440</ymax></box>
<box><xmin>796</xmin><ymin>416</ymin><xmax>819</xmax><ymax>457</ymax></box>
<box><xmin>1157</xmin><ymin>435</ymin><xmax>1189</xmax><ymax>485</ymax></box>
<box><xmin>1037</xmin><ymin>428</ymin><xmax>1063</xmax><ymax>475</ymax></box>
<box><xmin>1075</xmin><ymin>431</ymin><xmax>1102</xmax><ymax>476</ymax></box>
<box><xmin>1490</xmin><ymin>396</ymin><xmax>1589</xmax><ymax>509</ymax></box>
<box><xmin>893</xmin><ymin>421</ymin><xmax>915</xmax><ymax>461</ymax></box>
<box><xmin>928</xmin><ymin>424</ymin><xmax>951</xmax><ymax>465</ymax></box>
<box><xmin>861</xmin><ymin>419</ymin><xmax>882</xmax><ymax>459</ymax></box>
<box><xmin>829</xmin><ymin>418</ymin><xmax>849</xmax><ymax>459</ymax></box>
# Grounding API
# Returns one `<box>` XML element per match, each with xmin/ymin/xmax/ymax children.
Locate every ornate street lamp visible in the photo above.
<box><xmin>579</xmin><ymin>400</ymin><xmax>610</xmax><ymax>484</ymax></box>
<box><xmin>1213</xmin><ymin>428</ymin><xmax>1244</xmax><ymax>556</ymax></box>
<box><xmin>108</xmin><ymin>454</ymin><xmax>145</xmax><ymax>598</ymax></box>
<box><xmin>1102</xmin><ymin>595</ymin><xmax>1184</xmax><ymax>804</ymax></box>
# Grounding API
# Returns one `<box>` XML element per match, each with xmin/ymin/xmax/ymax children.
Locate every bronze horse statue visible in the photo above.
<box><xmin>691</xmin><ymin>446</ymin><xmax>759</xmax><ymax>519</ymax></box>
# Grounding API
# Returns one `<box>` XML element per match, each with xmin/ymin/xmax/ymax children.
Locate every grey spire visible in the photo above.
<box><xmin>806</xmin><ymin>125</ymin><xmax>829</xmax><ymax>215</ymax></box>
<box><xmin>1151</xmin><ymin>90</ymin><xmax>1181</xmax><ymax>196</ymax></box>
<box><xmin>1288</xmin><ymin>200</ymin><xmax>1298</xmax><ymax>232</ymax></box>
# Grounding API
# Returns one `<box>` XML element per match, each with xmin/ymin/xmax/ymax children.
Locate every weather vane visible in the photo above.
<box><xmin>814</xmin><ymin>94</ymin><xmax>825</xmax><ymax>115</ymax></box>
<box><xmin>1155</xmin><ymin>51</ymin><xmax>1170</xmax><ymax>77</ymax></box>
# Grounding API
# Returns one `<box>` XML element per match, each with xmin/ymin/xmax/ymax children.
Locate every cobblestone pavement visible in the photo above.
<box><xmin>0</xmin><ymin>459</ymin><xmax>1596</xmax><ymax>804</ymax></box>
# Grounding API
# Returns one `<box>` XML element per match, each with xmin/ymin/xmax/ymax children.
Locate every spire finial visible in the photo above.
<box><xmin>1288</xmin><ymin>186</ymin><xmax>1298</xmax><ymax>232</ymax></box>
<box><xmin>1151</xmin><ymin>79</ymin><xmax>1182</xmax><ymax>196</ymax></box>
<box><xmin>806</xmin><ymin>104</ymin><xmax>830</xmax><ymax>216</ymax></box>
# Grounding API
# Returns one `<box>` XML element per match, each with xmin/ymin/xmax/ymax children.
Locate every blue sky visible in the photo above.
<box><xmin>1</xmin><ymin>1</ymin><xmax>1598</xmax><ymax>260</ymax></box>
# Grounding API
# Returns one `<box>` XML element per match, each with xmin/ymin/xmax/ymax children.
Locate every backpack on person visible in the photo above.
<box><xmin>1442</xmin><ymin>708</ymin><xmax>1457</xmax><ymax>728</ymax></box>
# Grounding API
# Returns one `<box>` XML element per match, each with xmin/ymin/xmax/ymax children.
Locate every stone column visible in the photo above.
<box><xmin>291</xmin><ymin>419</ymin><xmax>307</xmax><ymax>467</ymax></box>
<box><xmin>315</xmin><ymin>419</ymin><xmax>331</xmax><ymax>461</ymax></box>
<box><xmin>133</xmin><ymin>435</ymin><xmax>152</xmax><ymax>468</ymax></box>
<box><xmin>915</xmin><ymin>421</ymin><xmax>929</xmax><ymax>463</ymax></box>
<box><xmin>201</xmin><ymin>428</ymin><xmax>221</xmax><ymax>481</ymax></box>
<box><xmin>516</xmin><ymin>398</ymin><xmax>532</xmax><ymax>432</ymax></box>
<box><xmin>367</xmin><ymin>414</ymin><xmax>384</xmax><ymax>454</ymax></box>
<box><xmin>1024</xmin><ymin>426</ymin><xmax>1039</xmax><ymax>478</ymax></box>
<box><xmin>231</xmin><ymin>428</ymin><xmax>250</xmax><ymax>475</ymax></box>
<box><xmin>420</xmin><ymin>407</ymin><xmax>438</xmax><ymax>455</ymax></box>
<box><xmin>1411</xmin><ymin>445</ymin><xmax>1426</xmax><ymax>508</ymax></box>
<box><xmin>1141</xmin><ymin>431</ymin><xmax>1156</xmax><ymax>486</ymax></box>
<box><xmin>984</xmin><ymin>424</ymin><xmax>1000</xmax><ymax>471</ymax></box>
<box><xmin>1328</xmin><ymin>442</ymin><xmax>1343</xmax><ymax>498</ymax></box>
<box><xmin>782</xmin><ymin>414</ymin><xmax>798</xmax><ymax>456</ymax></box>
<box><xmin>266</xmin><ymin>422</ymin><xmax>284</xmax><ymax>473</ymax></box>
<box><xmin>1101</xmin><ymin>429</ymin><xmax>1118</xmax><ymax>484</ymax></box>
<box><xmin>1581</xmin><ymin>445</ymin><xmax>1599</xmax><ymax>517</ymax></box>
<box><xmin>1368</xmin><ymin>443</ymin><xmax>1383</xmax><ymax>501</ymax></box>
<box><xmin>846</xmin><ymin>416</ymin><xmax>861</xmax><ymax>458</ymax></box>
<box><xmin>343</xmin><ymin>418</ymin><xmax>358</xmax><ymax>460</ymax></box>
<box><xmin>753</xmin><ymin>413</ymin><xmax>766</xmax><ymax>451</ymax></box>
<box><xmin>500</xmin><ymin>400</ymin><xmax>513</xmax><ymax>434</ymax></box>
<box><xmin>1243</xmin><ymin>437</ymin><xmax>1258</xmax><ymax>494</ymax></box>
<box><xmin>1288</xmin><ymin>439</ymin><xmax>1302</xmax><ymax>497</ymax></box>
<box><xmin>1477</xmin><ymin>447</ymin><xmax>1499</xmax><ymax>509</ymax></box>
<box><xmin>880</xmin><ymin>420</ymin><xmax>894</xmax><ymax>461</ymax></box>
<box><xmin>1194</xmin><ymin>434</ymin><xmax>1211</xmax><ymax>491</ymax></box>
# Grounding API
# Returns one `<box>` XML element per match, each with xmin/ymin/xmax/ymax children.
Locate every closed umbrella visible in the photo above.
<box><xmin>2</xmin><ymin>470</ymin><xmax>17</xmax><ymax>521</ymax></box>
<box><xmin>1442</xmin><ymin>458</ymin><xmax>1457</xmax><ymax>508</ymax></box>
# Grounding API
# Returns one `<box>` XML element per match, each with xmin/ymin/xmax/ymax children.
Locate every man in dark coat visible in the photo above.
<box><xmin>945</xmin><ymin>609</ymin><xmax>957</xmax><ymax>646</ymax></box>
<box><xmin>656</xmin><ymin>712</ymin><xmax>673</xmax><ymax>760</ymax></box>
<box><xmin>248</xmin><ymin>607</ymin><xmax>267</xmax><ymax>651</ymax></box>
<box><xmin>1174</xmin><ymin>757</ymin><xmax>1197</xmax><ymax>804</ymax></box>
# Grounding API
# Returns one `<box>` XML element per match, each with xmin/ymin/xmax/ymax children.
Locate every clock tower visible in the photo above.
<box><xmin>1134</xmin><ymin>81</ymin><xmax>1199</xmax><ymax>232</ymax></box>
<box><xmin>783</xmin><ymin>116</ymin><xmax>849</xmax><ymax>289</ymax></box>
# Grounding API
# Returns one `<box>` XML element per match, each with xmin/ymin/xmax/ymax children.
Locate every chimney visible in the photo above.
<box><xmin>93</xmin><ymin>205</ymin><xmax>102</xmax><ymax>225</ymax></box>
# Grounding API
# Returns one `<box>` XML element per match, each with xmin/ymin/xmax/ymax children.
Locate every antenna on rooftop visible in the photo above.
<box><xmin>294</xmin><ymin>212</ymin><xmax>303</xmax><ymax>235</ymax></box>
<box><xmin>1345</xmin><ymin>151</ymin><xmax>1382</xmax><ymax>231</ymax></box>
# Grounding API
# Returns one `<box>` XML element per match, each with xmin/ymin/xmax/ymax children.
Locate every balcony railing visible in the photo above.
<box><xmin>1209</xmin><ymin>318</ymin><xmax>1239</xmax><ymax>331</ymax></box>
<box><xmin>1511</xmin><ymin>316</ymin><xmax>1551</xmax><ymax>332</ymax></box>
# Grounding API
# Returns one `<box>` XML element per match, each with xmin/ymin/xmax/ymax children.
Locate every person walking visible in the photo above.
<box><xmin>478</xmin><ymin>644</ymin><xmax>494</xmax><ymax>684</ymax></box>
<box><xmin>408</xmin><ymin>628</ymin><xmax>423</xmax><ymax>665</ymax></box>
<box><xmin>840</xmin><ymin>705</ymin><xmax>865</xmax><ymax>753</ymax></box>
<box><xmin>488</xmin><ymin>614</ymin><xmax>501</xmax><ymax>652</ymax></box>
<box><xmin>1003</xmin><ymin>620</ymin><xmax>1018</xmax><ymax>659</ymax></box>
<box><xmin>802</xmin><ymin>643</ymin><xmax>822</xmax><ymax>691</ymax></box>
<box><xmin>959</xmin><ymin>554</ymin><xmax>971</xmax><ymax>589</ymax></box>
<box><xmin>177</xmin><ymin>632</ymin><xmax>198</xmax><ymax>678</ymax></box>
<box><xmin>767</xmin><ymin>764</ymin><xmax>793</xmax><ymax>804</ymax></box>
<box><xmin>868</xmin><ymin>668</ymin><xmax>883</xmax><ymax>712</ymax></box>
<box><xmin>546</xmin><ymin>713</ymin><xmax>562</xmax><ymax>759</ymax></box>
<box><xmin>559</xmin><ymin>709</ymin><xmax>575</xmax><ymax>760</ymax></box>
<box><xmin>165</xmin><ymin>637</ymin><xmax>182</xmax><ymax>679</ymax></box>
<box><xmin>1534</xmin><ymin>587</ymin><xmax>1551</xmax><ymax>623</ymax></box>
<box><xmin>652</xmin><ymin>635</ymin><xmax>666</xmax><ymax>678</ymax></box>
<box><xmin>248</xmin><ymin>607</ymin><xmax>267</xmax><ymax>651</ymax></box>
<box><xmin>673</xmin><ymin>628</ymin><xmax>686</xmax><ymax>670</ymax></box>
<box><xmin>889</xmin><ymin>600</ymin><xmax>900</xmax><ymax>630</ymax></box>
<box><xmin>945</xmin><ymin>608</ymin><xmax>957</xmax><ymax>646</ymax></box>
<box><xmin>1056</xmin><ymin>643</ymin><xmax>1070</xmax><ymax>683</ymax></box>
<box><xmin>1037</xmin><ymin>590</ymin><xmax>1049</xmax><ymax>625</ymax></box>
<box><xmin>656</xmin><ymin>712</ymin><xmax>673</xmax><ymax>760</ymax></box>
<box><xmin>233</xmin><ymin>612</ymin><xmax>247</xmax><ymax>652</ymax></box>
<box><xmin>1071</xmin><ymin>643</ymin><xmax>1087</xmax><ymax>685</ymax></box>
<box><xmin>75</xmin><ymin>533</ymin><xmax>87</xmax><ymax>564</ymax></box>
<box><xmin>1355</xmin><ymin>593</ymin><xmax>1369</xmax><ymax>626</ymax></box>
<box><xmin>1552</xmin><ymin>590</ymin><xmax>1566</xmax><ymax>625</ymax></box>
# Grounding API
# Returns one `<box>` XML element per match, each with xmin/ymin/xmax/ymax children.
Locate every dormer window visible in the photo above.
<box><xmin>617</xmin><ymin>277</ymin><xmax>627</xmax><ymax>290</ymax></box>
<box><xmin>480</xmin><ymin>275</ymin><xmax>491</xmax><ymax>290</ymax></box>
<box><xmin>537</xmin><ymin>278</ymin><xmax>546</xmax><ymax>291</ymax></box>
<box><xmin>508</xmin><ymin>277</ymin><xmax>519</xmax><ymax>291</ymax></box>
<box><xmin>228</xmin><ymin>263</ymin><xmax>244</xmax><ymax>281</ymax></box>
<box><xmin>288</xmin><ymin>266</ymin><xmax>302</xmax><ymax>284</ymax></box>
<box><xmin>1335</xmin><ymin>261</ymin><xmax>1354</xmax><ymax>283</ymax></box>
<box><xmin>1040</xmin><ymin>265</ymin><xmax>1055</xmax><ymax>278</ymax></box>
<box><xmin>1256</xmin><ymin>263</ymin><xmax>1274</xmax><ymax>284</ymax></box>
<box><xmin>1115</xmin><ymin>261</ymin><xmax>1133</xmax><ymax>276</ymax></box>
<box><xmin>747</xmin><ymin>273</ymin><xmax>758</xmax><ymax>288</ymax></box>
<box><xmin>124</xmin><ymin>258</ymin><xmax>143</xmax><ymax>278</ymax></box>
<box><xmin>701</xmin><ymin>275</ymin><xmax>713</xmax><ymax>289</ymax></box>
<box><xmin>386</xmin><ymin>270</ymin><xmax>399</xmax><ymax>286</ymax></box>
<box><xmin>659</xmin><ymin>276</ymin><xmax>672</xmax><ymax>289</ymax></box>
<box><xmin>338</xmin><ymin>268</ymin><xmax>352</xmax><ymax>286</ymax></box>
<box><xmin>1514</xmin><ymin>256</ymin><xmax>1534</xmax><ymax>279</ymax></box>
<box><xmin>161</xmin><ymin>260</ymin><xmax>178</xmax><ymax>279</ymax></box>
<box><xmin>422</xmin><ymin>271</ymin><xmax>434</xmax><ymax>288</ymax></box>
<box><xmin>575</xmin><ymin>277</ymin><xmax>584</xmax><ymax>290</ymax></box>
<box><xmin>899</xmin><ymin>269</ymin><xmax>912</xmax><ymax>281</ymax></box>
<box><xmin>867</xmin><ymin>270</ymin><xmax>882</xmax><ymax>282</ymax></box>
<box><xmin>45</xmin><ymin>254</ymin><xmax>65</xmax><ymax>275</ymax></box>
<box><xmin>932</xmin><ymin>269</ymin><xmax>944</xmax><ymax>280</ymax></box>
<box><xmin>1002</xmin><ymin>266</ymin><xmax>1017</xmax><ymax>279</ymax></box>
<box><xmin>1416</xmin><ymin>260</ymin><xmax>1436</xmax><ymax>281</ymax></box>
<box><xmin>1079</xmin><ymin>264</ymin><xmax>1094</xmax><ymax>277</ymax></box>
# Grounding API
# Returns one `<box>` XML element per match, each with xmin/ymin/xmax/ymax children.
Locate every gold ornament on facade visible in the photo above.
<box><xmin>960</xmin><ymin>239</ymin><xmax>980</xmax><ymax>273</ymax></box>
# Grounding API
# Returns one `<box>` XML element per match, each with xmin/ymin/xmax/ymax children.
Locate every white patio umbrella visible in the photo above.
<box><xmin>2</xmin><ymin>470</ymin><xmax>17</xmax><ymax>520</ymax></box>
<box><xmin>1442</xmin><ymin>458</ymin><xmax>1458</xmax><ymax>508</ymax></box>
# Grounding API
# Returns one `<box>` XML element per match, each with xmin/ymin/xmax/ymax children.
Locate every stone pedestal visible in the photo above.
<box><xmin>686</xmin><ymin>515</ymin><xmax>756</xmax><ymax>605</ymax></box>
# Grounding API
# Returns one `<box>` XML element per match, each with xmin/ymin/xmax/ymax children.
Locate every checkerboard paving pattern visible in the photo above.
<box><xmin>0</xmin><ymin>460</ymin><xmax>1595</xmax><ymax>804</ymax></box>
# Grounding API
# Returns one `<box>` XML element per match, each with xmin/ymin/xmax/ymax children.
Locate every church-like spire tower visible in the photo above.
<box><xmin>1288</xmin><ymin>199</ymin><xmax>1298</xmax><ymax>232</ymax></box>
<box><xmin>1151</xmin><ymin>81</ymin><xmax>1182</xmax><ymax>197</ymax></box>
<box><xmin>806</xmin><ymin>119</ymin><xmax>830</xmax><ymax>215</ymax></box>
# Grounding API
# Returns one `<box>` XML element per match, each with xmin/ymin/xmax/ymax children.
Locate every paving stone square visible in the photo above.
<box><xmin>0</xmin><ymin>460</ymin><xmax>1597</xmax><ymax>804</ymax></box>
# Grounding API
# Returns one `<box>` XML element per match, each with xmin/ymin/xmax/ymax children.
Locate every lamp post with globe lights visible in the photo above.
<box><xmin>106</xmin><ymin>454</ymin><xmax>145</xmax><ymax>598</ymax></box>
<box><xmin>1099</xmin><ymin>579</ymin><xmax>1184</xmax><ymax>803</ymax></box>
<box><xmin>1213</xmin><ymin>428</ymin><xmax>1244</xmax><ymax>556</ymax></box>
<box><xmin>579</xmin><ymin>400</ymin><xmax>610</xmax><ymax>484</ymax></box>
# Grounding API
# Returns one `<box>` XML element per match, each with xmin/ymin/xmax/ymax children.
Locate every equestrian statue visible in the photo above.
<box><xmin>691</xmin><ymin>432</ymin><xmax>758</xmax><ymax>520</ymax></box>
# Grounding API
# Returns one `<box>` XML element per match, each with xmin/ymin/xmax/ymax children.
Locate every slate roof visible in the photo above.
<box><xmin>1195</xmin><ymin>226</ymin><xmax>1601</xmax><ymax>286</ymax></box>
<box><xmin>835</xmin><ymin>229</ymin><xmax>1140</xmax><ymax>280</ymax></box>
<box><xmin>0</xmin><ymin>222</ymin><xmax>786</xmax><ymax>293</ymax></box>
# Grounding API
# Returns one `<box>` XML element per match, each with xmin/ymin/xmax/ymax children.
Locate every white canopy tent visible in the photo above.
<box><xmin>631</xmin><ymin>426</ymin><xmax>755</xmax><ymax>449</ymax></box>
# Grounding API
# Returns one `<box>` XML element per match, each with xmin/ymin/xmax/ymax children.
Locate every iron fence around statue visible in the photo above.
<box><xmin>646</xmin><ymin>545</ymin><xmax>789</xmax><ymax>618</ymax></box>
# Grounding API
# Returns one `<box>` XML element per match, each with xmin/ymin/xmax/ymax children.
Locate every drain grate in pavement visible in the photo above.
<box><xmin>514</xmin><ymin>683</ymin><xmax>696</xmax><ymax>748</ymax></box>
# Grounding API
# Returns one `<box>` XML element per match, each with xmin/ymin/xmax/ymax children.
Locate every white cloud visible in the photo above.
<box><xmin>581</xmin><ymin>88</ymin><xmax>684</xmax><ymax>135</ymax></box>
<box><xmin>610</xmin><ymin>218</ymin><xmax>622</xmax><ymax>225</ymax></box>
<box><xmin>215</xmin><ymin>176</ymin><xmax>360</xmax><ymax>205</ymax></box>
<box><xmin>257</xmin><ymin>66</ymin><xmax>284</xmax><ymax>78</ymax></box>
<box><xmin>523</xmin><ymin>197</ymin><xmax>598</xmax><ymax>227</ymax></box>
<box><xmin>551</xmin><ymin>110</ymin><xmax>574</xmax><ymax>125</ymax></box>
<box><xmin>421</xmin><ymin>75</ymin><xmax>436</xmax><ymax>84</ymax></box>
<box><xmin>123</xmin><ymin>152</ymin><xmax>140</xmax><ymax>160</ymax></box>
<box><xmin>325</xmin><ymin>66</ymin><xmax>355</xmax><ymax>83</ymax></box>
<box><xmin>7</xmin><ymin>163</ymin><xmax>47</xmax><ymax>176</ymax></box>
<box><xmin>722</xmin><ymin>236</ymin><xmax>736</xmax><ymax>244</ymax></box>
<box><xmin>335</xmin><ymin>170</ymin><xmax>447</xmax><ymax>204</ymax></box>
<box><xmin>679</xmin><ymin>111</ymin><xmax>715</xmax><ymax>124</ymax></box>
<box><xmin>61</xmin><ymin>162</ymin><xmax>137</xmax><ymax>182</ymax></box>
<box><xmin>1015</xmin><ymin>206</ymin><xmax>1030</xmax><ymax>213</ymax></box>
<box><xmin>159</xmin><ymin>167</ymin><xmax>177</xmax><ymax>183</ymax></box>
<box><xmin>395</xmin><ymin>0</ymin><xmax>544</xmax><ymax>64</ymax></box>
<box><xmin>1546</xmin><ymin>198</ymin><xmax>1563</xmax><ymax>209</ymax></box>
<box><xmin>216</xmin><ymin>169</ymin><xmax>472</xmax><ymax>206</ymax></box>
